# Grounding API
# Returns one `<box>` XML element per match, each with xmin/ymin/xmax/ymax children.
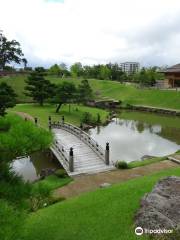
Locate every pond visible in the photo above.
<box><xmin>89</xmin><ymin>111</ymin><xmax>180</xmax><ymax>163</ymax></box>
<box><xmin>11</xmin><ymin>151</ymin><xmax>60</xmax><ymax>182</ymax></box>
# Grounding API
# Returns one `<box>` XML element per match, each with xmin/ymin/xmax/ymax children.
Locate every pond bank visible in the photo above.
<box><xmin>127</xmin><ymin>104</ymin><xmax>180</xmax><ymax>116</ymax></box>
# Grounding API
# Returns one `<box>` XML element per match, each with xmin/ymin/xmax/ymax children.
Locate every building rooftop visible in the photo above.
<box><xmin>162</xmin><ymin>64</ymin><xmax>180</xmax><ymax>73</ymax></box>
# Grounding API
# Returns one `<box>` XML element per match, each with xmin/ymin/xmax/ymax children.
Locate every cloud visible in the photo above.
<box><xmin>1</xmin><ymin>0</ymin><xmax>180</xmax><ymax>67</ymax></box>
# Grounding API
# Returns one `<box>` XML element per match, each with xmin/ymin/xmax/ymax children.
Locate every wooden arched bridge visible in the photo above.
<box><xmin>50</xmin><ymin>121</ymin><xmax>115</xmax><ymax>176</ymax></box>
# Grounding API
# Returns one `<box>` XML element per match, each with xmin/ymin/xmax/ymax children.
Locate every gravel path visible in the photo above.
<box><xmin>54</xmin><ymin>160</ymin><xmax>178</xmax><ymax>199</ymax></box>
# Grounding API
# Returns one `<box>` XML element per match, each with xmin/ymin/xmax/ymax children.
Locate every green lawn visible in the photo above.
<box><xmin>1</xmin><ymin>75</ymin><xmax>180</xmax><ymax>110</ymax></box>
<box><xmin>22</xmin><ymin>167</ymin><xmax>180</xmax><ymax>240</ymax></box>
<box><xmin>33</xmin><ymin>175</ymin><xmax>72</xmax><ymax>192</ymax></box>
<box><xmin>11</xmin><ymin>104</ymin><xmax>109</xmax><ymax>128</ymax></box>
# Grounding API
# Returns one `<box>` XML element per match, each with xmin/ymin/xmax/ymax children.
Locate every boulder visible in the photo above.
<box><xmin>135</xmin><ymin>176</ymin><xmax>180</xmax><ymax>230</ymax></box>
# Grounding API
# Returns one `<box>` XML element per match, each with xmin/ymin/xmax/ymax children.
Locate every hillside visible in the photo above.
<box><xmin>1</xmin><ymin>75</ymin><xmax>180</xmax><ymax>110</ymax></box>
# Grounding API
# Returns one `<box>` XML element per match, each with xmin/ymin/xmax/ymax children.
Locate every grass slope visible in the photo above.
<box><xmin>33</xmin><ymin>175</ymin><xmax>72</xmax><ymax>192</ymax></box>
<box><xmin>11</xmin><ymin>104</ymin><xmax>109</xmax><ymax>128</ymax></box>
<box><xmin>1</xmin><ymin>75</ymin><xmax>180</xmax><ymax>110</ymax></box>
<box><xmin>22</xmin><ymin>167</ymin><xmax>180</xmax><ymax>240</ymax></box>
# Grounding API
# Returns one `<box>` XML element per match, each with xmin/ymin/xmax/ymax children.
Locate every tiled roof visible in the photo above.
<box><xmin>162</xmin><ymin>64</ymin><xmax>180</xmax><ymax>73</ymax></box>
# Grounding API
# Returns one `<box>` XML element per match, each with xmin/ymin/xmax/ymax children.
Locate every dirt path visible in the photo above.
<box><xmin>14</xmin><ymin>111</ymin><xmax>34</xmax><ymax>121</ymax></box>
<box><xmin>54</xmin><ymin>160</ymin><xmax>179</xmax><ymax>199</ymax></box>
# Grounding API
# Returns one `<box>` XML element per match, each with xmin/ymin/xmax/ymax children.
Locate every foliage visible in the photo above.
<box><xmin>115</xmin><ymin>161</ymin><xmax>129</xmax><ymax>169</ymax></box>
<box><xmin>25</xmin><ymin>68</ymin><xmax>56</xmax><ymax>106</ymax></box>
<box><xmin>70</xmin><ymin>62</ymin><xmax>83</xmax><ymax>78</ymax></box>
<box><xmin>21</xmin><ymin>167</ymin><xmax>180</xmax><ymax>240</ymax></box>
<box><xmin>96</xmin><ymin>113</ymin><xmax>101</xmax><ymax>124</ymax></box>
<box><xmin>0</xmin><ymin>199</ymin><xmax>26</xmax><ymax>240</ymax></box>
<box><xmin>133</xmin><ymin>67</ymin><xmax>164</xmax><ymax>86</ymax></box>
<box><xmin>81</xmin><ymin>112</ymin><xmax>94</xmax><ymax>125</ymax></box>
<box><xmin>53</xmin><ymin>81</ymin><xmax>77</xmax><ymax>112</ymax></box>
<box><xmin>0</xmin><ymin>82</ymin><xmax>16</xmax><ymax>116</ymax></box>
<box><xmin>0</xmin><ymin>114</ymin><xmax>53</xmax><ymax>162</ymax></box>
<box><xmin>99</xmin><ymin>65</ymin><xmax>111</xmax><ymax>80</ymax></box>
<box><xmin>55</xmin><ymin>169</ymin><xmax>68</xmax><ymax>178</ymax></box>
<box><xmin>2</xmin><ymin>76</ymin><xmax>180</xmax><ymax>110</ymax></box>
<box><xmin>12</xmin><ymin>104</ymin><xmax>109</xmax><ymax>128</ymax></box>
<box><xmin>22</xmin><ymin>58</ymin><xmax>28</xmax><ymax>69</ymax></box>
<box><xmin>0</xmin><ymin>31</ymin><xmax>25</xmax><ymax>70</ymax></box>
<box><xmin>77</xmin><ymin>79</ymin><xmax>93</xmax><ymax>103</ymax></box>
<box><xmin>30</xmin><ymin>182</ymin><xmax>52</xmax><ymax>211</ymax></box>
<box><xmin>48</xmin><ymin>64</ymin><xmax>62</xmax><ymax>77</ymax></box>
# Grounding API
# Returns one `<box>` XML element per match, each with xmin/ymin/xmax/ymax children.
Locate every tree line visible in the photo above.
<box><xmin>1</xmin><ymin>30</ymin><xmax>164</xmax><ymax>86</ymax></box>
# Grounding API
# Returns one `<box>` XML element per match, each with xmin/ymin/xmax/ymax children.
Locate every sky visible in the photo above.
<box><xmin>1</xmin><ymin>0</ymin><xmax>180</xmax><ymax>68</ymax></box>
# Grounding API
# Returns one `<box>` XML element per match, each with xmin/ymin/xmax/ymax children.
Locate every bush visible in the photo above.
<box><xmin>30</xmin><ymin>183</ymin><xmax>51</xmax><ymax>211</ymax></box>
<box><xmin>115</xmin><ymin>161</ymin><xmax>129</xmax><ymax>169</ymax></box>
<box><xmin>55</xmin><ymin>169</ymin><xmax>67</xmax><ymax>178</ymax></box>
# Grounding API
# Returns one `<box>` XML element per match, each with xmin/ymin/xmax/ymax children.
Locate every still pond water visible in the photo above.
<box><xmin>89</xmin><ymin>111</ymin><xmax>180</xmax><ymax>163</ymax></box>
<box><xmin>12</xmin><ymin>111</ymin><xmax>180</xmax><ymax>181</ymax></box>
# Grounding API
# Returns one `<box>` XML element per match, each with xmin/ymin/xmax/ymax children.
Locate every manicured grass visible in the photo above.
<box><xmin>33</xmin><ymin>175</ymin><xmax>72</xmax><ymax>192</ymax></box>
<box><xmin>0</xmin><ymin>75</ymin><xmax>31</xmax><ymax>102</ymax></box>
<box><xmin>22</xmin><ymin>167</ymin><xmax>180</xmax><ymax>240</ymax></box>
<box><xmin>11</xmin><ymin>104</ymin><xmax>109</xmax><ymax>128</ymax></box>
<box><xmin>128</xmin><ymin>157</ymin><xmax>166</xmax><ymax>169</ymax></box>
<box><xmin>1</xmin><ymin>75</ymin><xmax>180</xmax><ymax>110</ymax></box>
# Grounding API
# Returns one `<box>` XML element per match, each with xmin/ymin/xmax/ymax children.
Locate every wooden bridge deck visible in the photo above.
<box><xmin>51</xmin><ymin>127</ymin><xmax>115</xmax><ymax>176</ymax></box>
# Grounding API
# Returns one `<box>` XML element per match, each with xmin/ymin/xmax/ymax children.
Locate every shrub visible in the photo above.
<box><xmin>115</xmin><ymin>161</ymin><xmax>129</xmax><ymax>169</ymax></box>
<box><xmin>55</xmin><ymin>169</ymin><xmax>67</xmax><ymax>178</ymax></box>
<box><xmin>30</xmin><ymin>183</ymin><xmax>51</xmax><ymax>211</ymax></box>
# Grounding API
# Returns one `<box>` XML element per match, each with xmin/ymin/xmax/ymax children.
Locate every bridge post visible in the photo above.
<box><xmin>62</xmin><ymin>116</ymin><xmax>65</xmax><ymax>124</ymax></box>
<box><xmin>105</xmin><ymin>142</ymin><xmax>110</xmax><ymax>165</ymax></box>
<box><xmin>48</xmin><ymin>116</ymin><xmax>51</xmax><ymax>130</ymax></box>
<box><xmin>69</xmin><ymin>147</ymin><xmax>74</xmax><ymax>172</ymax></box>
<box><xmin>34</xmin><ymin>117</ymin><xmax>38</xmax><ymax>125</ymax></box>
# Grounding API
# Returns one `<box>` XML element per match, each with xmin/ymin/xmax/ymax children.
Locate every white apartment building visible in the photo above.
<box><xmin>120</xmin><ymin>62</ymin><xmax>140</xmax><ymax>75</ymax></box>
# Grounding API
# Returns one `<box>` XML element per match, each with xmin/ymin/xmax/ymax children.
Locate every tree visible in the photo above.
<box><xmin>99</xmin><ymin>65</ymin><xmax>111</xmax><ymax>80</ymax></box>
<box><xmin>134</xmin><ymin>67</ymin><xmax>158</xmax><ymax>86</ymax></box>
<box><xmin>53</xmin><ymin>82</ymin><xmax>77</xmax><ymax>113</ymax></box>
<box><xmin>48</xmin><ymin>64</ymin><xmax>62</xmax><ymax>76</ymax></box>
<box><xmin>70</xmin><ymin>62</ymin><xmax>83</xmax><ymax>78</ymax></box>
<box><xmin>0</xmin><ymin>82</ymin><xmax>16</xmax><ymax>116</ymax></box>
<box><xmin>77</xmin><ymin>79</ymin><xmax>93</xmax><ymax>103</ymax></box>
<box><xmin>0</xmin><ymin>31</ymin><xmax>25</xmax><ymax>70</ymax></box>
<box><xmin>25</xmin><ymin>68</ymin><xmax>55</xmax><ymax>106</ymax></box>
<box><xmin>22</xmin><ymin>58</ymin><xmax>28</xmax><ymax>69</ymax></box>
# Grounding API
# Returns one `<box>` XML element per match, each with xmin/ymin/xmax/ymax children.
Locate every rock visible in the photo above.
<box><xmin>100</xmin><ymin>182</ymin><xmax>111</xmax><ymax>188</ymax></box>
<box><xmin>135</xmin><ymin>176</ymin><xmax>180</xmax><ymax>231</ymax></box>
<box><xmin>141</xmin><ymin>155</ymin><xmax>155</xmax><ymax>160</ymax></box>
<box><xmin>40</xmin><ymin>168</ymin><xmax>56</xmax><ymax>178</ymax></box>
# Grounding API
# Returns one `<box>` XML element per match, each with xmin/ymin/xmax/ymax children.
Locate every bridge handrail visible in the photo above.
<box><xmin>52</xmin><ymin>140</ymin><xmax>69</xmax><ymax>168</ymax></box>
<box><xmin>51</xmin><ymin>122</ymin><xmax>105</xmax><ymax>162</ymax></box>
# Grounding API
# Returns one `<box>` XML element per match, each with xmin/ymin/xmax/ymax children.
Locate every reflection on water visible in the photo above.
<box><xmin>89</xmin><ymin>118</ymin><xmax>180</xmax><ymax>163</ymax></box>
<box><xmin>11</xmin><ymin>151</ymin><xmax>60</xmax><ymax>182</ymax></box>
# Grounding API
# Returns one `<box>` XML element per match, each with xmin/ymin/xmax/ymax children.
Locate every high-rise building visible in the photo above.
<box><xmin>120</xmin><ymin>62</ymin><xmax>140</xmax><ymax>75</ymax></box>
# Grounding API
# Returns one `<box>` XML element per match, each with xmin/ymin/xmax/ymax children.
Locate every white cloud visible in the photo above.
<box><xmin>1</xmin><ymin>0</ymin><xmax>180</xmax><ymax>67</ymax></box>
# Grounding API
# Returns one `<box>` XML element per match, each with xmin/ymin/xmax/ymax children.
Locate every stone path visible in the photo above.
<box><xmin>54</xmin><ymin>160</ymin><xmax>178</xmax><ymax>199</ymax></box>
